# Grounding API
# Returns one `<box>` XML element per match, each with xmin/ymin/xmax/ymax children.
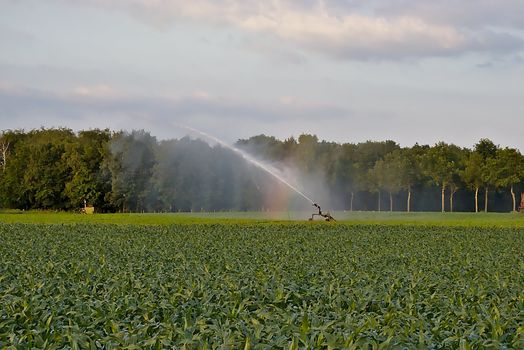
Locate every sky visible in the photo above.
<box><xmin>1</xmin><ymin>0</ymin><xmax>524</xmax><ymax>150</ymax></box>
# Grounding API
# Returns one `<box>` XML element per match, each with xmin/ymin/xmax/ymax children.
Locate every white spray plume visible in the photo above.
<box><xmin>176</xmin><ymin>124</ymin><xmax>316</xmax><ymax>205</ymax></box>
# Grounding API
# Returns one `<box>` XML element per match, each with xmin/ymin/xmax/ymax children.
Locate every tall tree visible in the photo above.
<box><xmin>63</xmin><ymin>129</ymin><xmax>111</xmax><ymax>210</ymax></box>
<box><xmin>475</xmin><ymin>138</ymin><xmax>498</xmax><ymax>161</ymax></box>
<box><xmin>332</xmin><ymin>143</ymin><xmax>358</xmax><ymax>211</ymax></box>
<box><xmin>474</xmin><ymin>139</ymin><xmax>498</xmax><ymax>212</ymax></box>
<box><xmin>17</xmin><ymin>129</ymin><xmax>76</xmax><ymax>209</ymax></box>
<box><xmin>294</xmin><ymin>134</ymin><xmax>319</xmax><ymax>173</ymax></box>
<box><xmin>0</xmin><ymin>130</ymin><xmax>28</xmax><ymax>208</ymax></box>
<box><xmin>447</xmin><ymin>145</ymin><xmax>466</xmax><ymax>213</ymax></box>
<box><xmin>492</xmin><ymin>148</ymin><xmax>524</xmax><ymax>212</ymax></box>
<box><xmin>381</xmin><ymin>148</ymin><xmax>423</xmax><ymax>212</ymax></box>
<box><xmin>373</xmin><ymin>154</ymin><xmax>403</xmax><ymax>211</ymax></box>
<box><xmin>401</xmin><ymin>146</ymin><xmax>426</xmax><ymax>212</ymax></box>
<box><xmin>422</xmin><ymin>142</ymin><xmax>461</xmax><ymax>212</ymax></box>
<box><xmin>0</xmin><ymin>135</ymin><xmax>9</xmax><ymax>173</ymax></box>
<box><xmin>460</xmin><ymin>151</ymin><xmax>484</xmax><ymax>212</ymax></box>
<box><xmin>106</xmin><ymin>130</ymin><xmax>157</xmax><ymax>212</ymax></box>
<box><xmin>236</xmin><ymin>135</ymin><xmax>286</xmax><ymax>162</ymax></box>
<box><xmin>354</xmin><ymin>140</ymin><xmax>400</xmax><ymax>211</ymax></box>
<box><xmin>367</xmin><ymin>164</ymin><xmax>384</xmax><ymax>211</ymax></box>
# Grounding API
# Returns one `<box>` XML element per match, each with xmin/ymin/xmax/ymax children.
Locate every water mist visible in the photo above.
<box><xmin>176</xmin><ymin>125</ymin><xmax>316</xmax><ymax>205</ymax></box>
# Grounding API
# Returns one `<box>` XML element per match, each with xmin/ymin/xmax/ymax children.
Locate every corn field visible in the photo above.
<box><xmin>1</xmin><ymin>223</ymin><xmax>523</xmax><ymax>349</ymax></box>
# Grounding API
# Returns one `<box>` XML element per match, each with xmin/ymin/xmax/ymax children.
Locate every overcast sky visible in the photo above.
<box><xmin>1</xmin><ymin>0</ymin><xmax>523</xmax><ymax>149</ymax></box>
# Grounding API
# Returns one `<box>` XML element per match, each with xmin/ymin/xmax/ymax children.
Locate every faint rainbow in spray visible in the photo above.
<box><xmin>261</xmin><ymin>181</ymin><xmax>298</xmax><ymax>214</ymax></box>
<box><xmin>176</xmin><ymin>124</ymin><xmax>315</xmax><ymax>205</ymax></box>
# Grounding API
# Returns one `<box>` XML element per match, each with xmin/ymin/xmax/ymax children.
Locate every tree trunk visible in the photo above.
<box><xmin>510</xmin><ymin>185</ymin><xmax>516</xmax><ymax>212</ymax></box>
<box><xmin>350</xmin><ymin>192</ymin><xmax>354</xmax><ymax>212</ymax></box>
<box><xmin>474</xmin><ymin>187</ymin><xmax>479</xmax><ymax>213</ymax></box>
<box><xmin>407</xmin><ymin>187</ymin><xmax>411</xmax><ymax>213</ymax></box>
<box><xmin>378</xmin><ymin>191</ymin><xmax>381</xmax><ymax>212</ymax></box>
<box><xmin>449</xmin><ymin>190</ymin><xmax>457</xmax><ymax>213</ymax></box>
<box><xmin>484</xmin><ymin>187</ymin><xmax>488</xmax><ymax>213</ymax></box>
<box><xmin>389</xmin><ymin>192</ymin><xmax>393</xmax><ymax>212</ymax></box>
<box><xmin>441</xmin><ymin>185</ymin><xmax>445</xmax><ymax>213</ymax></box>
<box><xmin>0</xmin><ymin>141</ymin><xmax>9</xmax><ymax>172</ymax></box>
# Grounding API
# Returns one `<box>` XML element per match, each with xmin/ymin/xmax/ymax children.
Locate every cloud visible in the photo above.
<box><xmin>69</xmin><ymin>0</ymin><xmax>524</xmax><ymax>60</ymax></box>
<box><xmin>72</xmin><ymin>85</ymin><xmax>121</xmax><ymax>99</ymax></box>
<box><xmin>0</xmin><ymin>84</ymin><xmax>350</xmax><ymax>141</ymax></box>
<box><xmin>237</xmin><ymin>11</ymin><xmax>464</xmax><ymax>59</ymax></box>
<box><xmin>370</xmin><ymin>0</ymin><xmax>524</xmax><ymax>28</ymax></box>
<box><xmin>0</xmin><ymin>25</ymin><xmax>36</xmax><ymax>43</ymax></box>
<box><xmin>1</xmin><ymin>83</ymin><xmax>522</xmax><ymax>151</ymax></box>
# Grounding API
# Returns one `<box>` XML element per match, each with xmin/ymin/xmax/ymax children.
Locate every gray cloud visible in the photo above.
<box><xmin>0</xmin><ymin>85</ymin><xmax>350</xmax><ymax>141</ymax></box>
<box><xmin>368</xmin><ymin>0</ymin><xmax>524</xmax><ymax>28</ymax></box>
<box><xmin>0</xmin><ymin>25</ymin><xmax>36</xmax><ymax>43</ymax></box>
<box><xmin>64</xmin><ymin>0</ymin><xmax>524</xmax><ymax>60</ymax></box>
<box><xmin>1</xmin><ymin>83</ymin><xmax>522</xmax><ymax>152</ymax></box>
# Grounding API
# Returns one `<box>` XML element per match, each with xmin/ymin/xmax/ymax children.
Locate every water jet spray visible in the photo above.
<box><xmin>175</xmin><ymin>124</ymin><xmax>335</xmax><ymax>221</ymax></box>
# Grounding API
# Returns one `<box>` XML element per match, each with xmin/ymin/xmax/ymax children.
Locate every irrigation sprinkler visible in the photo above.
<box><xmin>309</xmin><ymin>203</ymin><xmax>336</xmax><ymax>222</ymax></box>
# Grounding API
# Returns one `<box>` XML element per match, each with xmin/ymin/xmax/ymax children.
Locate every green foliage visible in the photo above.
<box><xmin>0</xmin><ymin>223</ymin><xmax>523</xmax><ymax>348</ymax></box>
<box><xmin>422</xmin><ymin>142</ymin><xmax>467</xmax><ymax>212</ymax></box>
<box><xmin>475</xmin><ymin>139</ymin><xmax>498</xmax><ymax>161</ymax></box>
<box><xmin>1</xmin><ymin>129</ymin><xmax>523</xmax><ymax>213</ymax></box>
<box><xmin>105</xmin><ymin>130</ymin><xmax>158</xmax><ymax>212</ymax></box>
<box><xmin>63</xmin><ymin>129</ymin><xmax>112</xmax><ymax>209</ymax></box>
<box><xmin>0</xmin><ymin>129</ymin><xmax>75</xmax><ymax>209</ymax></box>
<box><xmin>461</xmin><ymin>151</ymin><xmax>484</xmax><ymax>191</ymax></box>
<box><xmin>492</xmin><ymin>148</ymin><xmax>524</xmax><ymax>189</ymax></box>
<box><xmin>422</xmin><ymin>142</ymin><xmax>464</xmax><ymax>189</ymax></box>
<box><xmin>0</xmin><ymin>129</ymin><xmax>111</xmax><ymax>211</ymax></box>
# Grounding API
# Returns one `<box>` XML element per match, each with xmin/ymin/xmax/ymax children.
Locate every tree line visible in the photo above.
<box><xmin>0</xmin><ymin>129</ymin><xmax>265</xmax><ymax>212</ymax></box>
<box><xmin>0</xmin><ymin>128</ymin><xmax>522</xmax><ymax>213</ymax></box>
<box><xmin>239</xmin><ymin>134</ymin><xmax>524</xmax><ymax>213</ymax></box>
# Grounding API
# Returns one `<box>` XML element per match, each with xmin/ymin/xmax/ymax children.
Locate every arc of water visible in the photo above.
<box><xmin>178</xmin><ymin>125</ymin><xmax>315</xmax><ymax>205</ymax></box>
